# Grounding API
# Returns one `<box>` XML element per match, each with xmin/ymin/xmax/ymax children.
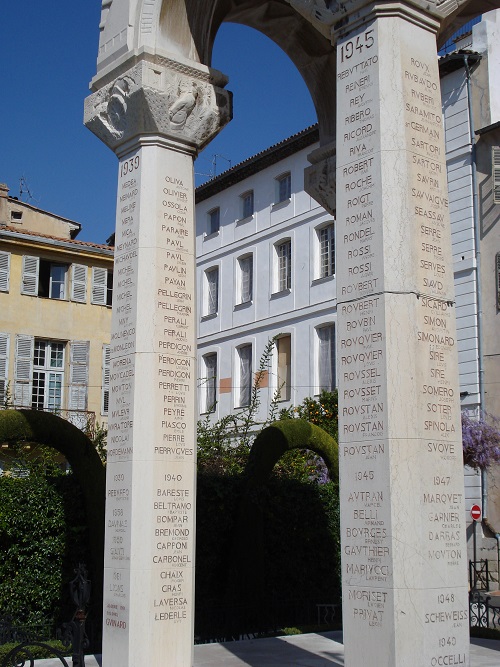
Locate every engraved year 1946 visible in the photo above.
<box><xmin>340</xmin><ymin>30</ymin><xmax>374</xmax><ymax>62</ymax></box>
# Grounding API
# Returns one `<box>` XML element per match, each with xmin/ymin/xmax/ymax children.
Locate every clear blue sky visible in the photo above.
<box><xmin>0</xmin><ymin>2</ymin><xmax>316</xmax><ymax>244</ymax></box>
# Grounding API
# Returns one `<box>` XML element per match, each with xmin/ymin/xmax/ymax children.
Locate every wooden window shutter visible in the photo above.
<box><xmin>91</xmin><ymin>267</ymin><xmax>107</xmax><ymax>305</ymax></box>
<box><xmin>0</xmin><ymin>251</ymin><xmax>10</xmax><ymax>292</ymax></box>
<box><xmin>0</xmin><ymin>333</ymin><xmax>9</xmax><ymax>405</ymax></box>
<box><xmin>493</xmin><ymin>147</ymin><xmax>500</xmax><ymax>205</ymax></box>
<box><xmin>14</xmin><ymin>334</ymin><xmax>34</xmax><ymax>407</ymax></box>
<box><xmin>102</xmin><ymin>344</ymin><xmax>110</xmax><ymax>415</ymax></box>
<box><xmin>71</xmin><ymin>264</ymin><xmax>88</xmax><ymax>302</ymax></box>
<box><xmin>68</xmin><ymin>340</ymin><xmax>89</xmax><ymax>411</ymax></box>
<box><xmin>21</xmin><ymin>256</ymin><xmax>39</xmax><ymax>296</ymax></box>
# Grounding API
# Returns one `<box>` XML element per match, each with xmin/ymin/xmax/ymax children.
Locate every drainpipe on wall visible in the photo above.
<box><xmin>463</xmin><ymin>54</ymin><xmax>487</xmax><ymax>518</ymax></box>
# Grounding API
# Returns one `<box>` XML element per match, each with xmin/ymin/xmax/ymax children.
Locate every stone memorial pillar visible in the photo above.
<box><xmin>334</xmin><ymin>4</ymin><xmax>469</xmax><ymax>666</ymax></box>
<box><xmin>84</xmin><ymin>55</ymin><xmax>230</xmax><ymax>667</ymax></box>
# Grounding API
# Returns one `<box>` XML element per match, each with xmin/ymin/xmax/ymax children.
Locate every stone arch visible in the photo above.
<box><xmin>0</xmin><ymin>410</ymin><xmax>105</xmax><ymax>612</ymax></box>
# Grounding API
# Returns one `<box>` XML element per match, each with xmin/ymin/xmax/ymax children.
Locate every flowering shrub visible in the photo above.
<box><xmin>462</xmin><ymin>411</ymin><xmax>500</xmax><ymax>470</ymax></box>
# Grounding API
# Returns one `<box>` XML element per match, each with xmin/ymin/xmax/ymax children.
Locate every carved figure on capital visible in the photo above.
<box><xmin>84</xmin><ymin>58</ymin><xmax>231</xmax><ymax>152</ymax></box>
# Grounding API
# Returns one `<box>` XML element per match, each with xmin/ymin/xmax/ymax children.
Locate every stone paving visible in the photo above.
<box><xmin>31</xmin><ymin>631</ymin><xmax>500</xmax><ymax>667</ymax></box>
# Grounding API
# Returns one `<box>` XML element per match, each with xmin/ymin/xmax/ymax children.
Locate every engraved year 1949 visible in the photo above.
<box><xmin>340</xmin><ymin>30</ymin><xmax>374</xmax><ymax>62</ymax></box>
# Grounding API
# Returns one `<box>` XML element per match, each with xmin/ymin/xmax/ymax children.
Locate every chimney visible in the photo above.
<box><xmin>0</xmin><ymin>183</ymin><xmax>9</xmax><ymax>226</ymax></box>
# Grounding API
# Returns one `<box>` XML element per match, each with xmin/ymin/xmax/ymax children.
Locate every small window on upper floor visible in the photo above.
<box><xmin>237</xmin><ymin>254</ymin><xmax>253</xmax><ymax>304</ymax></box>
<box><xmin>208</xmin><ymin>207</ymin><xmax>220</xmax><ymax>235</ymax></box>
<box><xmin>38</xmin><ymin>260</ymin><xmax>69</xmax><ymax>300</ymax></box>
<box><xmin>240</xmin><ymin>191</ymin><xmax>254</xmax><ymax>219</ymax></box>
<box><xmin>493</xmin><ymin>147</ymin><xmax>500</xmax><ymax>204</ymax></box>
<box><xmin>11</xmin><ymin>210</ymin><xmax>23</xmax><ymax>221</ymax></box>
<box><xmin>275</xmin><ymin>172</ymin><xmax>291</xmax><ymax>204</ymax></box>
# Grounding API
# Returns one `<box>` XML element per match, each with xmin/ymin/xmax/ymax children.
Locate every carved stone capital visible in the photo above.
<box><xmin>304</xmin><ymin>142</ymin><xmax>336</xmax><ymax>214</ymax></box>
<box><xmin>285</xmin><ymin>0</ymin><xmax>488</xmax><ymax>41</ymax></box>
<box><xmin>84</xmin><ymin>55</ymin><xmax>232</xmax><ymax>154</ymax></box>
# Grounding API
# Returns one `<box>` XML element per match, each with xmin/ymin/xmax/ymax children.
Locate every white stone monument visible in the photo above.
<box><xmin>84</xmin><ymin>1</ymin><xmax>490</xmax><ymax>666</ymax></box>
<box><xmin>333</xmin><ymin>4</ymin><xmax>469</xmax><ymax>666</ymax></box>
<box><xmin>84</xmin><ymin>39</ymin><xmax>230</xmax><ymax>667</ymax></box>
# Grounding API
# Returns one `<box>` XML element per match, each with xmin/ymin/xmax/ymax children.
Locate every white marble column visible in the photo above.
<box><xmin>85</xmin><ymin>55</ymin><xmax>230</xmax><ymax>667</ymax></box>
<box><xmin>335</xmin><ymin>6</ymin><xmax>469</xmax><ymax>667</ymax></box>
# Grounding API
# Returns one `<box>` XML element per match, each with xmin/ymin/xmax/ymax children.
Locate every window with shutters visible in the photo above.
<box><xmin>0</xmin><ymin>333</ymin><xmax>9</xmax><ymax>405</ymax></box>
<box><xmin>21</xmin><ymin>256</ymin><xmax>70</xmax><ymax>300</ymax></box>
<box><xmin>237</xmin><ymin>344</ymin><xmax>252</xmax><ymax>407</ymax></box>
<box><xmin>317</xmin><ymin>324</ymin><xmax>336</xmax><ymax>392</ymax></box>
<box><xmin>204</xmin><ymin>267</ymin><xmax>219</xmax><ymax>316</ymax></box>
<box><xmin>202</xmin><ymin>353</ymin><xmax>217</xmax><ymax>413</ymax></box>
<box><xmin>71</xmin><ymin>264</ymin><xmax>88</xmax><ymax>302</ymax></box>
<box><xmin>68</xmin><ymin>341</ymin><xmax>90</xmax><ymax>413</ymax></box>
<box><xmin>493</xmin><ymin>147</ymin><xmax>500</xmax><ymax>204</ymax></box>
<box><xmin>237</xmin><ymin>254</ymin><xmax>253</xmax><ymax>304</ymax></box>
<box><xmin>32</xmin><ymin>340</ymin><xmax>65</xmax><ymax>411</ymax></box>
<box><xmin>0</xmin><ymin>251</ymin><xmax>10</xmax><ymax>292</ymax></box>
<box><xmin>102</xmin><ymin>344</ymin><xmax>110</xmax><ymax>415</ymax></box>
<box><xmin>14</xmin><ymin>334</ymin><xmax>34</xmax><ymax>407</ymax></box>
<box><xmin>92</xmin><ymin>267</ymin><xmax>113</xmax><ymax>306</ymax></box>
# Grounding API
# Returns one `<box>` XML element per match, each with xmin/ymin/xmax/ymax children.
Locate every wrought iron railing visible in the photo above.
<box><xmin>469</xmin><ymin>590</ymin><xmax>500</xmax><ymax>629</ymax></box>
<box><xmin>469</xmin><ymin>559</ymin><xmax>490</xmax><ymax>591</ymax></box>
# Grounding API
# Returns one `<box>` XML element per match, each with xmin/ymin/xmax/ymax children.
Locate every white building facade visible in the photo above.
<box><xmin>196</xmin><ymin>11</ymin><xmax>500</xmax><ymax>569</ymax></box>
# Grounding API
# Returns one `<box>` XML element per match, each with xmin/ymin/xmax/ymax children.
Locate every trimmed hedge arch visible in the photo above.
<box><xmin>245</xmin><ymin>419</ymin><xmax>338</xmax><ymax>485</ymax></box>
<box><xmin>0</xmin><ymin>410</ymin><xmax>106</xmax><ymax>612</ymax></box>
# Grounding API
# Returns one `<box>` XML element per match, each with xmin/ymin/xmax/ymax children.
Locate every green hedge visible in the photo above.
<box><xmin>0</xmin><ymin>464</ymin><xmax>90</xmax><ymax>628</ymax></box>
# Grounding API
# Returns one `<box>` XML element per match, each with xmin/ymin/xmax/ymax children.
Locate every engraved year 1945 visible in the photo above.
<box><xmin>340</xmin><ymin>30</ymin><xmax>374</xmax><ymax>62</ymax></box>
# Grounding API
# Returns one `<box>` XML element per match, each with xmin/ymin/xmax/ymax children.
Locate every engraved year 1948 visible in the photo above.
<box><xmin>340</xmin><ymin>30</ymin><xmax>374</xmax><ymax>62</ymax></box>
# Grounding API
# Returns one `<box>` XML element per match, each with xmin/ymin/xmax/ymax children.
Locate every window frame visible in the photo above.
<box><xmin>316</xmin><ymin>324</ymin><xmax>336</xmax><ymax>393</ymax></box>
<box><xmin>237</xmin><ymin>344</ymin><xmax>253</xmax><ymax>408</ymax></box>
<box><xmin>237</xmin><ymin>254</ymin><xmax>253</xmax><ymax>305</ymax></box>
<box><xmin>0</xmin><ymin>251</ymin><xmax>10</xmax><ymax>292</ymax></box>
<box><xmin>202</xmin><ymin>352</ymin><xmax>217</xmax><ymax>413</ymax></box>
<box><xmin>275</xmin><ymin>334</ymin><xmax>292</xmax><ymax>402</ymax></box>
<box><xmin>317</xmin><ymin>223</ymin><xmax>336</xmax><ymax>279</ymax></box>
<box><xmin>240</xmin><ymin>190</ymin><xmax>254</xmax><ymax>220</ymax></box>
<box><xmin>274</xmin><ymin>239</ymin><xmax>292</xmax><ymax>293</ymax></box>
<box><xmin>275</xmin><ymin>172</ymin><xmax>291</xmax><ymax>204</ymax></box>
<box><xmin>493</xmin><ymin>147</ymin><xmax>500</xmax><ymax>205</ymax></box>
<box><xmin>207</xmin><ymin>207</ymin><xmax>220</xmax><ymax>236</ymax></box>
<box><xmin>204</xmin><ymin>267</ymin><xmax>219</xmax><ymax>317</ymax></box>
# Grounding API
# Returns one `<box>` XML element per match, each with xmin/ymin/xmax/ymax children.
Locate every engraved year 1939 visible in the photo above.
<box><xmin>120</xmin><ymin>155</ymin><xmax>140</xmax><ymax>177</ymax></box>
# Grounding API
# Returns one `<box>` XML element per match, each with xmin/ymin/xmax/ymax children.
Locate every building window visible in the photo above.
<box><xmin>238</xmin><ymin>255</ymin><xmax>253</xmax><ymax>304</ymax></box>
<box><xmin>205</xmin><ymin>267</ymin><xmax>219</xmax><ymax>316</ymax></box>
<box><xmin>276</xmin><ymin>240</ymin><xmax>292</xmax><ymax>292</ymax></box>
<box><xmin>0</xmin><ymin>251</ymin><xmax>10</xmax><ymax>292</ymax></box>
<box><xmin>318</xmin><ymin>223</ymin><xmax>335</xmax><ymax>278</ymax></box>
<box><xmin>208</xmin><ymin>207</ymin><xmax>220</xmax><ymax>235</ymax></box>
<box><xmin>32</xmin><ymin>340</ymin><xmax>65</xmax><ymax>411</ymax></box>
<box><xmin>238</xmin><ymin>344</ymin><xmax>252</xmax><ymax>407</ymax></box>
<box><xmin>203</xmin><ymin>353</ymin><xmax>217</xmax><ymax>413</ymax></box>
<box><xmin>102</xmin><ymin>344</ymin><xmax>110</xmax><ymax>415</ymax></box>
<box><xmin>275</xmin><ymin>172</ymin><xmax>291</xmax><ymax>203</ymax></box>
<box><xmin>276</xmin><ymin>335</ymin><xmax>291</xmax><ymax>401</ymax></box>
<box><xmin>240</xmin><ymin>191</ymin><xmax>254</xmax><ymax>219</ymax></box>
<box><xmin>92</xmin><ymin>267</ymin><xmax>113</xmax><ymax>306</ymax></box>
<box><xmin>493</xmin><ymin>147</ymin><xmax>500</xmax><ymax>204</ymax></box>
<box><xmin>11</xmin><ymin>210</ymin><xmax>23</xmax><ymax>221</ymax></box>
<box><xmin>0</xmin><ymin>333</ymin><xmax>9</xmax><ymax>405</ymax></box>
<box><xmin>21</xmin><ymin>256</ymin><xmax>69</xmax><ymax>299</ymax></box>
<box><xmin>317</xmin><ymin>325</ymin><xmax>336</xmax><ymax>392</ymax></box>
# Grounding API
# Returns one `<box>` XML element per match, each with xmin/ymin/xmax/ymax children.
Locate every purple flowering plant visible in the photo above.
<box><xmin>462</xmin><ymin>411</ymin><xmax>500</xmax><ymax>470</ymax></box>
